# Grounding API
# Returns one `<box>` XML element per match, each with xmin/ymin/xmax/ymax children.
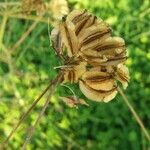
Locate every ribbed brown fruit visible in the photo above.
<box><xmin>79</xmin><ymin>80</ymin><xmax>117</xmax><ymax>102</ymax></box>
<box><xmin>116</xmin><ymin>64</ymin><xmax>130</xmax><ymax>89</ymax></box>
<box><xmin>59</xmin><ymin>22</ymin><xmax>79</xmax><ymax>57</ymax></box>
<box><xmin>51</xmin><ymin>9</ymin><xmax>129</xmax><ymax>103</ymax></box>
<box><xmin>62</xmin><ymin>62</ymin><xmax>86</xmax><ymax>83</ymax></box>
<box><xmin>51</xmin><ymin>26</ymin><xmax>63</xmax><ymax>56</ymax></box>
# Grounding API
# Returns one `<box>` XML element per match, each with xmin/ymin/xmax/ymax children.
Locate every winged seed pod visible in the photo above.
<box><xmin>115</xmin><ymin>64</ymin><xmax>130</xmax><ymax>89</ymax></box>
<box><xmin>60</xmin><ymin>96</ymin><xmax>89</xmax><ymax>108</ymax></box>
<box><xmin>62</xmin><ymin>61</ymin><xmax>87</xmax><ymax>83</ymax></box>
<box><xmin>79</xmin><ymin>70</ymin><xmax>118</xmax><ymax>102</ymax></box>
<box><xmin>51</xmin><ymin>10</ymin><xmax>130</xmax><ymax>103</ymax></box>
<box><xmin>51</xmin><ymin>26</ymin><xmax>63</xmax><ymax>56</ymax></box>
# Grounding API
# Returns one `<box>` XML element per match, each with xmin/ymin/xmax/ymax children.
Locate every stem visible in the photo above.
<box><xmin>1</xmin><ymin>44</ymin><xmax>22</xmax><ymax>100</ymax></box>
<box><xmin>0</xmin><ymin>2</ymin><xmax>21</xmax><ymax>7</ymax></box>
<box><xmin>0</xmin><ymin>73</ymin><xmax>62</xmax><ymax>149</ymax></box>
<box><xmin>0</xmin><ymin>15</ymin><xmax>8</xmax><ymax>50</ymax></box>
<box><xmin>0</xmin><ymin>12</ymin><xmax>49</xmax><ymax>24</ymax></box>
<box><xmin>10</xmin><ymin>13</ymin><xmax>46</xmax><ymax>52</ymax></box>
<box><xmin>117</xmin><ymin>86</ymin><xmax>150</xmax><ymax>142</ymax></box>
<box><xmin>21</xmin><ymin>74</ymin><xmax>63</xmax><ymax>149</ymax></box>
<box><xmin>11</xmin><ymin>20</ymin><xmax>39</xmax><ymax>52</ymax></box>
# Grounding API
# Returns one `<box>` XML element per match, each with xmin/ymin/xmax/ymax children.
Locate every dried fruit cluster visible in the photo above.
<box><xmin>51</xmin><ymin>10</ymin><xmax>130</xmax><ymax>104</ymax></box>
<box><xmin>22</xmin><ymin>0</ymin><xmax>45</xmax><ymax>16</ymax></box>
<box><xmin>22</xmin><ymin>0</ymin><xmax>69</xmax><ymax>19</ymax></box>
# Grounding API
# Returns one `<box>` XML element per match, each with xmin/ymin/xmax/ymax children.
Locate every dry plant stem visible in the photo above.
<box><xmin>0</xmin><ymin>15</ymin><xmax>8</xmax><ymax>50</ymax></box>
<box><xmin>0</xmin><ymin>2</ymin><xmax>21</xmax><ymax>7</ymax></box>
<box><xmin>21</xmin><ymin>93</ymin><xmax>52</xmax><ymax>150</ymax></box>
<box><xmin>118</xmin><ymin>86</ymin><xmax>150</xmax><ymax>142</ymax></box>
<box><xmin>21</xmin><ymin>74</ymin><xmax>62</xmax><ymax>149</ymax></box>
<box><xmin>1</xmin><ymin>44</ymin><xmax>22</xmax><ymax>100</ymax></box>
<box><xmin>11</xmin><ymin>20</ymin><xmax>39</xmax><ymax>52</ymax></box>
<box><xmin>0</xmin><ymin>73</ymin><xmax>62</xmax><ymax>149</ymax></box>
<box><xmin>0</xmin><ymin>15</ymin><xmax>21</xmax><ymax>99</ymax></box>
<box><xmin>0</xmin><ymin>12</ymin><xmax>48</xmax><ymax>24</ymax></box>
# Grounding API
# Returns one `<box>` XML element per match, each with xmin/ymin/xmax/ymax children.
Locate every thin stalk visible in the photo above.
<box><xmin>15</xmin><ymin>25</ymin><xmax>45</xmax><ymax>63</ymax></box>
<box><xmin>0</xmin><ymin>15</ymin><xmax>8</xmax><ymax>50</ymax></box>
<box><xmin>0</xmin><ymin>2</ymin><xmax>21</xmax><ymax>7</ymax></box>
<box><xmin>0</xmin><ymin>73</ymin><xmax>62</xmax><ymax>149</ymax></box>
<box><xmin>21</xmin><ymin>74</ymin><xmax>63</xmax><ymax>149</ymax></box>
<box><xmin>1</xmin><ymin>44</ymin><xmax>21</xmax><ymax>100</ymax></box>
<box><xmin>11</xmin><ymin>20</ymin><xmax>39</xmax><ymax>52</ymax></box>
<box><xmin>0</xmin><ymin>12</ymin><xmax>49</xmax><ymax>24</ymax></box>
<box><xmin>10</xmin><ymin>13</ymin><xmax>46</xmax><ymax>52</ymax></box>
<box><xmin>117</xmin><ymin>86</ymin><xmax>150</xmax><ymax>142</ymax></box>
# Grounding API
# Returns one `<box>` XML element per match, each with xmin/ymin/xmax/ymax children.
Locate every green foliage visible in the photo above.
<box><xmin>0</xmin><ymin>0</ymin><xmax>150</xmax><ymax>149</ymax></box>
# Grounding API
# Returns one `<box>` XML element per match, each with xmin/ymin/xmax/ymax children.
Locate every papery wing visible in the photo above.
<box><xmin>116</xmin><ymin>64</ymin><xmax>130</xmax><ymax>89</ymax></box>
<box><xmin>82</xmin><ymin>71</ymin><xmax>115</xmax><ymax>91</ymax></box>
<box><xmin>62</xmin><ymin>61</ymin><xmax>86</xmax><ymax>83</ymax></box>
<box><xmin>51</xmin><ymin>27</ymin><xmax>63</xmax><ymax>55</ymax></box>
<box><xmin>59</xmin><ymin>22</ymin><xmax>79</xmax><ymax>57</ymax></box>
<box><xmin>60</xmin><ymin>96</ymin><xmax>77</xmax><ymax>108</ymax></box>
<box><xmin>92</xmin><ymin>37</ymin><xmax>125</xmax><ymax>55</ymax></box>
<box><xmin>79</xmin><ymin>80</ymin><xmax>117</xmax><ymax>102</ymax></box>
<box><xmin>66</xmin><ymin>10</ymin><xmax>106</xmax><ymax>37</ymax></box>
<box><xmin>79</xmin><ymin>25</ymin><xmax>111</xmax><ymax>51</ymax></box>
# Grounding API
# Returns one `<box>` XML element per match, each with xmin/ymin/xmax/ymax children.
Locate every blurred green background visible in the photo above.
<box><xmin>0</xmin><ymin>0</ymin><xmax>150</xmax><ymax>149</ymax></box>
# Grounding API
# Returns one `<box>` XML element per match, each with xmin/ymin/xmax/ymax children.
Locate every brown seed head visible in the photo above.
<box><xmin>51</xmin><ymin>10</ymin><xmax>130</xmax><ymax>103</ymax></box>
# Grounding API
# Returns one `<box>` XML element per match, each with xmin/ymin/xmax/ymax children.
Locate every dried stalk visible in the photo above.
<box><xmin>0</xmin><ymin>15</ymin><xmax>8</xmax><ymax>50</ymax></box>
<box><xmin>11</xmin><ymin>21</ymin><xmax>39</xmax><ymax>52</ymax></box>
<box><xmin>0</xmin><ymin>72</ymin><xmax>63</xmax><ymax>149</ymax></box>
<box><xmin>0</xmin><ymin>12</ymin><xmax>48</xmax><ymax>24</ymax></box>
<box><xmin>0</xmin><ymin>2</ymin><xmax>21</xmax><ymax>7</ymax></box>
<box><xmin>1</xmin><ymin>44</ymin><xmax>22</xmax><ymax>100</ymax></box>
<box><xmin>117</xmin><ymin>86</ymin><xmax>150</xmax><ymax>142</ymax></box>
<box><xmin>21</xmin><ymin>74</ymin><xmax>63</xmax><ymax>149</ymax></box>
